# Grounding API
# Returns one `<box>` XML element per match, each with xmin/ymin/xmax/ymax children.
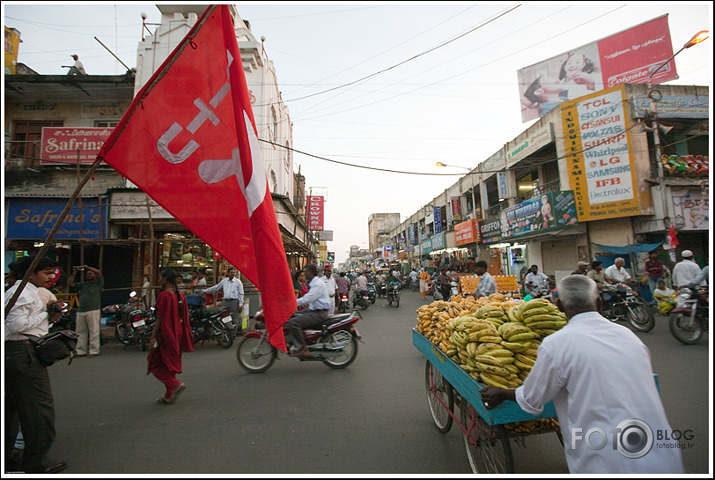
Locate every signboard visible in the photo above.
<box><xmin>506</xmin><ymin>124</ymin><xmax>554</xmax><ymax>165</ymax></box>
<box><xmin>500</xmin><ymin>190</ymin><xmax>578</xmax><ymax>239</ymax></box>
<box><xmin>318</xmin><ymin>230</ymin><xmax>333</xmax><ymax>241</ymax></box>
<box><xmin>109</xmin><ymin>191</ymin><xmax>173</xmax><ymax>220</ymax></box>
<box><xmin>421</xmin><ymin>238</ymin><xmax>432</xmax><ymax>255</ymax></box>
<box><xmin>433</xmin><ymin>207</ymin><xmax>442</xmax><ymax>234</ymax></box>
<box><xmin>672</xmin><ymin>190</ymin><xmax>709</xmax><ymax>230</ymax></box>
<box><xmin>478</xmin><ymin>216</ymin><xmax>502</xmax><ymax>244</ymax></box>
<box><xmin>497</xmin><ymin>172</ymin><xmax>509</xmax><ymax>200</ymax></box>
<box><xmin>631</xmin><ymin>95</ymin><xmax>709</xmax><ymax>119</ymax></box>
<box><xmin>408</xmin><ymin>223</ymin><xmax>417</xmax><ymax>245</ymax></box>
<box><xmin>518</xmin><ymin>15</ymin><xmax>676</xmax><ymax>122</ymax></box>
<box><xmin>4</xmin><ymin>27</ymin><xmax>21</xmax><ymax>75</ymax></box>
<box><xmin>307</xmin><ymin>195</ymin><xmax>324</xmax><ymax>231</ymax></box>
<box><xmin>455</xmin><ymin>219</ymin><xmax>480</xmax><ymax>246</ymax></box>
<box><xmin>40</xmin><ymin>127</ymin><xmax>113</xmax><ymax>165</ymax></box>
<box><xmin>459</xmin><ymin>275</ymin><xmax>519</xmax><ymax>294</ymax></box>
<box><xmin>451</xmin><ymin>196</ymin><xmax>462</xmax><ymax>222</ymax></box>
<box><xmin>431</xmin><ymin>233</ymin><xmax>445</xmax><ymax>251</ymax></box>
<box><xmin>561</xmin><ymin>84</ymin><xmax>641</xmax><ymax>221</ymax></box>
<box><xmin>6</xmin><ymin>197</ymin><xmax>106</xmax><ymax>240</ymax></box>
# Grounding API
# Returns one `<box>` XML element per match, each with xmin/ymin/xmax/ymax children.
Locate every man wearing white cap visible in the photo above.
<box><xmin>671</xmin><ymin>250</ymin><xmax>701</xmax><ymax>289</ymax></box>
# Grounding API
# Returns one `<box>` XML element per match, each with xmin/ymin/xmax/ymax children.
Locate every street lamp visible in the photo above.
<box><xmin>436</xmin><ymin>162</ymin><xmax>476</xmax><ymax>219</ymax></box>
<box><xmin>647</xmin><ymin>30</ymin><xmax>709</xmax><ymax>183</ymax></box>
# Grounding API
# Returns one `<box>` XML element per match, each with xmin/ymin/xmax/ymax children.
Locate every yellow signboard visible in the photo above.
<box><xmin>561</xmin><ymin>84</ymin><xmax>641</xmax><ymax>221</ymax></box>
<box><xmin>459</xmin><ymin>275</ymin><xmax>519</xmax><ymax>294</ymax></box>
<box><xmin>4</xmin><ymin>27</ymin><xmax>21</xmax><ymax>75</ymax></box>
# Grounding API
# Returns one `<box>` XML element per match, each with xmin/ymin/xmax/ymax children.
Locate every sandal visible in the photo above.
<box><xmin>167</xmin><ymin>384</ymin><xmax>186</xmax><ymax>404</ymax></box>
<box><xmin>156</xmin><ymin>397</ymin><xmax>171</xmax><ymax>405</ymax></box>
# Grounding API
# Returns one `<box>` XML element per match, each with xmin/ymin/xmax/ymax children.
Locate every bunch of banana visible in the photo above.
<box><xmin>497</xmin><ymin>321</ymin><xmax>537</xmax><ymax>354</ymax></box>
<box><xmin>475</xmin><ymin>304</ymin><xmax>509</xmax><ymax>329</ymax></box>
<box><xmin>513</xmin><ymin>340</ymin><xmax>540</xmax><ymax>381</ymax></box>
<box><xmin>518</xmin><ymin>299</ymin><xmax>568</xmax><ymax>338</ymax></box>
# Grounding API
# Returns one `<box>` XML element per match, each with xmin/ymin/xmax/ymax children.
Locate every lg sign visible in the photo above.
<box><xmin>307</xmin><ymin>195</ymin><xmax>324</xmax><ymax>231</ymax></box>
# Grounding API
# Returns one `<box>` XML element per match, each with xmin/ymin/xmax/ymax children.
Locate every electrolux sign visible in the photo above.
<box><xmin>7</xmin><ymin>198</ymin><xmax>106</xmax><ymax>240</ymax></box>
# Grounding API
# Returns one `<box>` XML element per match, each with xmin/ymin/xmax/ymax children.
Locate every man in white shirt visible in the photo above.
<box><xmin>322</xmin><ymin>267</ymin><xmax>338</xmax><ymax>314</ymax></box>
<box><xmin>5</xmin><ymin>255</ymin><xmax>68</xmax><ymax>474</ymax></box>
<box><xmin>672</xmin><ymin>250</ymin><xmax>702</xmax><ymax>289</ymax></box>
<box><xmin>480</xmin><ymin>275</ymin><xmax>684</xmax><ymax>474</ymax></box>
<box><xmin>204</xmin><ymin>267</ymin><xmax>244</xmax><ymax>331</ymax></box>
<box><xmin>604</xmin><ymin>257</ymin><xmax>631</xmax><ymax>284</ymax></box>
<box><xmin>288</xmin><ymin>264</ymin><xmax>331</xmax><ymax>357</ymax></box>
<box><xmin>352</xmin><ymin>271</ymin><xmax>368</xmax><ymax>305</ymax></box>
<box><xmin>66</xmin><ymin>54</ymin><xmax>86</xmax><ymax>75</ymax></box>
<box><xmin>524</xmin><ymin>264</ymin><xmax>550</xmax><ymax>296</ymax></box>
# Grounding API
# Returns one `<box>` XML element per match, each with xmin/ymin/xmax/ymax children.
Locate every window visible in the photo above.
<box><xmin>270</xmin><ymin>170</ymin><xmax>277</xmax><ymax>193</ymax></box>
<box><xmin>94</xmin><ymin>120</ymin><xmax>119</xmax><ymax>128</ymax></box>
<box><xmin>11</xmin><ymin>121</ymin><xmax>64</xmax><ymax>168</ymax></box>
<box><xmin>271</xmin><ymin>106</ymin><xmax>278</xmax><ymax>143</ymax></box>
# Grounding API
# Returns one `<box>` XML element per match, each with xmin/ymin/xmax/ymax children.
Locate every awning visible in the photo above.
<box><xmin>592</xmin><ymin>241</ymin><xmax>664</xmax><ymax>255</ymax></box>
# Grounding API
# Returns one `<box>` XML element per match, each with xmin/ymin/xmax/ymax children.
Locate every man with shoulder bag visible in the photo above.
<box><xmin>4</xmin><ymin>255</ymin><xmax>68</xmax><ymax>474</ymax></box>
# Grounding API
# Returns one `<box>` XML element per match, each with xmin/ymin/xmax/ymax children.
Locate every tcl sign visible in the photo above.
<box><xmin>307</xmin><ymin>195</ymin><xmax>324</xmax><ymax>231</ymax></box>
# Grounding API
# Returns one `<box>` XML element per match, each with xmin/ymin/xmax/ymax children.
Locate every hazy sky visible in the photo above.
<box><xmin>3</xmin><ymin>2</ymin><xmax>712</xmax><ymax>265</ymax></box>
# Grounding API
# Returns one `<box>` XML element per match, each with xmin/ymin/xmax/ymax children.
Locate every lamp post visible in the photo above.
<box><xmin>436</xmin><ymin>162</ymin><xmax>477</xmax><ymax>219</ymax></box>
<box><xmin>647</xmin><ymin>30</ymin><xmax>709</xmax><ymax>183</ymax></box>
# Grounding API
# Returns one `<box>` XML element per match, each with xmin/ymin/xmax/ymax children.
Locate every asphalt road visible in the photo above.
<box><xmin>42</xmin><ymin>290</ymin><xmax>709</xmax><ymax>475</ymax></box>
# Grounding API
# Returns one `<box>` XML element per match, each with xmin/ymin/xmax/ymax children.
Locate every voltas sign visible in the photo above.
<box><xmin>307</xmin><ymin>195</ymin><xmax>324</xmax><ymax>231</ymax></box>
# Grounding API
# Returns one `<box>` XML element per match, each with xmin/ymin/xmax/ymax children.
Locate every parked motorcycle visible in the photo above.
<box><xmin>669</xmin><ymin>286</ymin><xmax>709</xmax><ymax>345</ymax></box>
<box><xmin>337</xmin><ymin>292</ymin><xmax>350</xmax><ymax>313</ymax></box>
<box><xmin>386</xmin><ymin>282</ymin><xmax>401</xmax><ymax>307</ymax></box>
<box><xmin>430</xmin><ymin>283</ymin><xmax>444</xmax><ymax>301</ymax></box>
<box><xmin>186</xmin><ymin>294</ymin><xmax>235</xmax><ymax>348</ymax></box>
<box><xmin>600</xmin><ymin>283</ymin><xmax>655</xmax><ymax>332</ymax></box>
<box><xmin>236</xmin><ymin>309</ymin><xmax>362</xmax><ymax>373</ymax></box>
<box><xmin>113</xmin><ymin>291</ymin><xmax>155</xmax><ymax>350</ymax></box>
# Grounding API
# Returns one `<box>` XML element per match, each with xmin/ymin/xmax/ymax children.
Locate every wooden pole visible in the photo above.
<box><xmin>5</xmin><ymin>157</ymin><xmax>104</xmax><ymax>317</ymax></box>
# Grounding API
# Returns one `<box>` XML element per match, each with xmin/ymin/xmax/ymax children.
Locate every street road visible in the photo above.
<box><xmin>43</xmin><ymin>290</ymin><xmax>708</xmax><ymax>475</ymax></box>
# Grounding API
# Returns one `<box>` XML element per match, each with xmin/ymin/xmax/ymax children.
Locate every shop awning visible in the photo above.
<box><xmin>593</xmin><ymin>241</ymin><xmax>664</xmax><ymax>255</ymax></box>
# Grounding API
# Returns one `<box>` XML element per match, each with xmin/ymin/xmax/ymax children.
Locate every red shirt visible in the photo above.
<box><xmin>645</xmin><ymin>258</ymin><xmax>664</xmax><ymax>278</ymax></box>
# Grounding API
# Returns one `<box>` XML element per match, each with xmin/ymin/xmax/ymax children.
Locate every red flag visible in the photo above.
<box><xmin>98</xmin><ymin>5</ymin><xmax>295</xmax><ymax>351</ymax></box>
<box><xmin>667</xmin><ymin>223</ymin><xmax>679</xmax><ymax>248</ymax></box>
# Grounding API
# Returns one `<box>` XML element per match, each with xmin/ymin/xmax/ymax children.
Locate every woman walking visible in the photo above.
<box><xmin>148</xmin><ymin>268</ymin><xmax>194</xmax><ymax>405</ymax></box>
<box><xmin>419</xmin><ymin>268</ymin><xmax>431</xmax><ymax>300</ymax></box>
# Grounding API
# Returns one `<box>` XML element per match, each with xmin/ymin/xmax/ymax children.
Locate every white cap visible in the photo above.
<box><xmin>681</xmin><ymin>250</ymin><xmax>693</xmax><ymax>258</ymax></box>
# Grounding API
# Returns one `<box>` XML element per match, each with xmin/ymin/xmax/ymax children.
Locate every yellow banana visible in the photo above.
<box><xmin>476</xmin><ymin>362</ymin><xmax>511</xmax><ymax>377</ymax></box>
<box><xmin>515</xmin><ymin>353</ymin><xmax>536</xmax><ymax>366</ymax></box>
<box><xmin>487</xmin><ymin>348</ymin><xmax>514</xmax><ymax>357</ymax></box>
<box><xmin>479</xmin><ymin>374</ymin><xmax>511</xmax><ymax>389</ymax></box>
<box><xmin>508</xmin><ymin>331</ymin><xmax>538</xmax><ymax>342</ymax></box>
<box><xmin>480</xmin><ymin>335</ymin><xmax>503</xmax><ymax>344</ymax></box>
<box><xmin>527</xmin><ymin>320</ymin><xmax>566</xmax><ymax>330</ymax></box>
<box><xmin>513</xmin><ymin>359</ymin><xmax>533</xmax><ymax>370</ymax></box>
<box><xmin>501</xmin><ymin>341</ymin><xmax>528</xmax><ymax>352</ymax></box>
<box><xmin>476</xmin><ymin>343</ymin><xmax>502</xmax><ymax>355</ymax></box>
<box><xmin>505</xmin><ymin>363</ymin><xmax>520</xmax><ymax>374</ymax></box>
<box><xmin>475</xmin><ymin>355</ymin><xmax>507</xmax><ymax>368</ymax></box>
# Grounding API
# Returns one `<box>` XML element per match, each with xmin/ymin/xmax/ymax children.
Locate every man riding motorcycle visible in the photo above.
<box><xmin>286</xmin><ymin>264</ymin><xmax>331</xmax><ymax>358</ymax></box>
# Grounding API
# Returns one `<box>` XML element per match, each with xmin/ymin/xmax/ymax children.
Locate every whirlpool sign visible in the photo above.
<box><xmin>6</xmin><ymin>198</ymin><xmax>107</xmax><ymax>240</ymax></box>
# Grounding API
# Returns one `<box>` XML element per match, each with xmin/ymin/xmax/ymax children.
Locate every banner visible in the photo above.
<box><xmin>459</xmin><ymin>275</ymin><xmax>519</xmax><ymax>294</ymax></box>
<box><xmin>307</xmin><ymin>195</ymin><xmax>324</xmax><ymax>231</ymax></box>
<box><xmin>408</xmin><ymin>223</ymin><xmax>417</xmax><ymax>245</ymax></box>
<box><xmin>451</xmin><ymin>196</ymin><xmax>462</xmax><ymax>222</ymax></box>
<box><xmin>96</xmin><ymin>5</ymin><xmax>295</xmax><ymax>351</ymax></box>
<box><xmin>478</xmin><ymin>216</ymin><xmax>502</xmax><ymax>244</ymax></box>
<box><xmin>455</xmin><ymin>219</ymin><xmax>480</xmax><ymax>246</ymax></box>
<box><xmin>433</xmin><ymin>206</ymin><xmax>442</xmax><ymax>234</ymax></box>
<box><xmin>561</xmin><ymin>84</ymin><xmax>641</xmax><ymax>221</ymax></box>
<box><xmin>6</xmin><ymin>197</ymin><xmax>106</xmax><ymax>240</ymax></box>
<box><xmin>518</xmin><ymin>15</ymin><xmax>675</xmax><ymax>122</ymax></box>
<box><xmin>40</xmin><ymin>127</ymin><xmax>113</xmax><ymax>165</ymax></box>
<box><xmin>500</xmin><ymin>190</ymin><xmax>578</xmax><ymax>239</ymax></box>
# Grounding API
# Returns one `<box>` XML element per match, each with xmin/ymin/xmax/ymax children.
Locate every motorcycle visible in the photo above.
<box><xmin>236</xmin><ymin>309</ymin><xmax>362</xmax><ymax>373</ymax></box>
<box><xmin>113</xmin><ymin>291</ymin><xmax>155</xmax><ymax>351</ymax></box>
<box><xmin>600</xmin><ymin>283</ymin><xmax>655</xmax><ymax>332</ymax></box>
<box><xmin>366</xmin><ymin>282</ymin><xmax>377</xmax><ymax>304</ymax></box>
<box><xmin>353</xmin><ymin>289</ymin><xmax>370</xmax><ymax>310</ymax></box>
<box><xmin>386</xmin><ymin>282</ymin><xmax>401</xmax><ymax>307</ymax></box>
<box><xmin>337</xmin><ymin>292</ymin><xmax>350</xmax><ymax>313</ymax></box>
<box><xmin>186</xmin><ymin>294</ymin><xmax>235</xmax><ymax>348</ymax></box>
<box><xmin>669</xmin><ymin>286</ymin><xmax>709</xmax><ymax>345</ymax></box>
<box><xmin>430</xmin><ymin>282</ymin><xmax>444</xmax><ymax>301</ymax></box>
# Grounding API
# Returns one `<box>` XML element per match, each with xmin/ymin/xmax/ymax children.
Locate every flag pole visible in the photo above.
<box><xmin>4</xmin><ymin>157</ymin><xmax>104</xmax><ymax>317</ymax></box>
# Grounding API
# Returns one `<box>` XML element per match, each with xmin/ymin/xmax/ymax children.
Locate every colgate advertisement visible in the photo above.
<box><xmin>307</xmin><ymin>195</ymin><xmax>324</xmax><ymax>231</ymax></box>
<box><xmin>518</xmin><ymin>15</ymin><xmax>675</xmax><ymax>122</ymax></box>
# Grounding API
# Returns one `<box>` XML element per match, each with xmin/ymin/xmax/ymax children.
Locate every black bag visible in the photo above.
<box><xmin>30</xmin><ymin>330</ymin><xmax>80</xmax><ymax>367</ymax></box>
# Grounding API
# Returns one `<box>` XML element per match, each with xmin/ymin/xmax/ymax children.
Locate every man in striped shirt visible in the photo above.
<box><xmin>471</xmin><ymin>260</ymin><xmax>497</xmax><ymax>299</ymax></box>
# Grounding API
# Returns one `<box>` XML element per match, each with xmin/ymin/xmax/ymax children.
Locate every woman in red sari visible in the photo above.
<box><xmin>148</xmin><ymin>268</ymin><xmax>194</xmax><ymax>404</ymax></box>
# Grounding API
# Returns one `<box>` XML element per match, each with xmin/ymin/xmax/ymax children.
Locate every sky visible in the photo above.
<box><xmin>3</xmin><ymin>1</ymin><xmax>713</xmax><ymax>266</ymax></box>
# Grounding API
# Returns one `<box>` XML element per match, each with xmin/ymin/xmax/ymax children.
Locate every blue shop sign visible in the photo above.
<box><xmin>7</xmin><ymin>197</ymin><xmax>106</xmax><ymax>240</ymax></box>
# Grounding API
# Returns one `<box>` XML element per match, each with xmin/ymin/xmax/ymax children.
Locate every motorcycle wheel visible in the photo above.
<box><xmin>115</xmin><ymin>324</ymin><xmax>131</xmax><ymax>346</ymax></box>
<box><xmin>388</xmin><ymin>295</ymin><xmax>393</xmax><ymax>306</ymax></box>
<box><xmin>394</xmin><ymin>295</ymin><xmax>400</xmax><ymax>308</ymax></box>
<box><xmin>236</xmin><ymin>336</ymin><xmax>276</xmax><ymax>373</ymax></box>
<box><xmin>626</xmin><ymin>301</ymin><xmax>655</xmax><ymax>332</ymax></box>
<box><xmin>216</xmin><ymin>324</ymin><xmax>234</xmax><ymax>349</ymax></box>
<box><xmin>139</xmin><ymin>333</ymin><xmax>147</xmax><ymax>352</ymax></box>
<box><xmin>669</xmin><ymin>312</ymin><xmax>703</xmax><ymax>345</ymax></box>
<box><xmin>370</xmin><ymin>296</ymin><xmax>376</xmax><ymax>305</ymax></box>
<box><xmin>322</xmin><ymin>334</ymin><xmax>359</xmax><ymax>369</ymax></box>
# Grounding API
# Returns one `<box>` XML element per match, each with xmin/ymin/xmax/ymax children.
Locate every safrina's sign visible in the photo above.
<box><xmin>6</xmin><ymin>197</ymin><xmax>106</xmax><ymax>240</ymax></box>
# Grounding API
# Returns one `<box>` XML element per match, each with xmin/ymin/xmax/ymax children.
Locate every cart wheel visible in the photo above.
<box><xmin>460</xmin><ymin>401</ymin><xmax>514</xmax><ymax>473</ymax></box>
<box><xmin>424</xmin><ymin>360</ymin><xmax>454</xmax><ymax>433</ymax></box>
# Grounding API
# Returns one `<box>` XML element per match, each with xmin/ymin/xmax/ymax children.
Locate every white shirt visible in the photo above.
<box><xmin>525</xmin><ymin>271</ymin><xmax>549</xmax><ymax>294</ymax></box>
<box><xmin>4</xmin><ymin>281</ymin><xmax>50</xmax><ymax>341</ymax></box>
<box><xmin>323</xmin><ymin>275</ymin><xmax>337</xmax><ymax>297</ymax></box>
<box><xmin>515</xmin><ymin>312</ymin><xmax>683</xmax><ymax>474</ymax></box>
<box><xmin>410</xmin><ymin>271</ymin><xmax>419</xmax><ymax>281</ymax></box>
<box><xmin>604</xmin><ymin>265</ymin><xmax>631</xmax><ymax>283</ymax></box>
<box><xmin>296</xmin><ymin>276</ymin><xmax>331</xmax><ymax>310</ymax></box>
<box><xmin>204</xmin><ymin>276</ymin><xmax>244</xmax><ymax>303</ymax></box>
<box><xmin>355</xmin><ymin>276</ymin><xmax>368</xmax><ymax>291</ymax></box>
<box><xmin>671</xmin><ymin>260</ymin><xmax>702</xmax><ymax>288</ymax></box>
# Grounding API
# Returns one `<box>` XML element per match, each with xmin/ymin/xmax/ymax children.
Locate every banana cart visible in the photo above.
<box><xmin>413</xmin><ymin>328</ymin><xmax>562</xmax><ymax>473</ymax></box>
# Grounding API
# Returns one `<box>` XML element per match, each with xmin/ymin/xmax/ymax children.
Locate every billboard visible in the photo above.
<box><xmin>40</xmin><ymin>127</ymin><xmax>113</xmax><ymax>165</ymax></box>
<box><xmin>518</xmin><ymin>15</ymin><xmax>675</xmax><ymax>122</ymax></box>
<box><xmin>455</xmin><ymin>219</ymin><xmax>480</xmax><ymax>246</ymax></box>
<box><xmin>7</xmin><ymin>197</ymin><xmax>106</xmax><ymax>240</ymax></box>
<box><xmin>306</xmin><ymin>195</ymin><xmax>324</xmax><ymax>231</ymax></box>
<box><xmin>500</xmin><ymin>191</ymin><xmax>578</xmax><ymax>239</ymax></box>
<box><xmin>561</xmin><ymin>84</ymin><xmax>641</xmax><ymax>221</ymax></box>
